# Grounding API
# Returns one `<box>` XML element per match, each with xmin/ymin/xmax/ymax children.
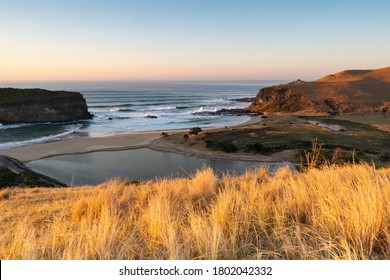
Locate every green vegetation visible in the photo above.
<box><xmin>201</xmin><ymin>115</ymin><xmax>390</xmax><ymax>165</ymax></box>
<box><xmin>0</xmin><ymin>167</ymin><xmax>53</xmax><ymax>188</ymax></box>
<box><xmin>205</xmin><ymin>139</ymin><xmax>238</xmax><ymax>153</ymax></box>
<box><xmin>220</xmin><ymin>142</ymin><xmax>238</xmax><ymax>153</ymax></box>
<box><xmin>0</xmin><ymin>88</ymin><xmax>80</xmax><ymax>105</ymax></box>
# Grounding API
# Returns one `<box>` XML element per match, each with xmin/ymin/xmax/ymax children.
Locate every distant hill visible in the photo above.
<box><xmin>317</xmin><ymin>67</ymin><xmax>390</xmax><ymax>83</ymax></box>
<box><xmin>247</xmin><ymin>67</ymin><xmax>390</xmax><ymax>115</ymax></box>
<box><xmin>0</xmin><ymin>88</ymin><xmax>93</xmax><ymax>124</ymax></box>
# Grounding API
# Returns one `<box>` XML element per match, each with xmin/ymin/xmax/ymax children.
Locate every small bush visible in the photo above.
<box><xmin>301</xmin><ymin>138</ymin><xmax>326</xmax><ymax>169</ymax></box>
<box><xmin>246</xmin><ymin>143</ymin><xmax>265</xmax><ymax>153</ymax></box>
<box><xmin>189</xmin><ymin>127</ymin><xmax>202</xmax><ymax>135</ymax></box>
<box><xmin>205</xmin><ymin>140</ymin><xmax>238</xmax><ymax>153</ymax></box>
<box><xmin>221</xmin><ymin>142</ymin><xmax>238</xmax><ymax>153</ymax></box>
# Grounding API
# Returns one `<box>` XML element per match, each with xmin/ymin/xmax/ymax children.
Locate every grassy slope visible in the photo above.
<box><xmin>317</xmin><ymin>67</ymin><xmax>390</xmax><ymax>82</ymax></box>
<box><xmin>163</xmin><ymin>114</ymin><xmax>390</xmax><ymax>165</ymax></box>
<box><xmin>248</xmin><ymin>67</ymin><xmax>390</xmax><ymax>114</ymax></box>
<box><xmin>1</xmin><ymin>164</ymin><xmax>390</xmax><ymax>260</ymax></box>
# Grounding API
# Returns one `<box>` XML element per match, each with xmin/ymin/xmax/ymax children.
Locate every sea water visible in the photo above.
<box><xmin>0</xmin><ymin>80</ymin><xmax>283</xmax><ymax>149</ymax></box>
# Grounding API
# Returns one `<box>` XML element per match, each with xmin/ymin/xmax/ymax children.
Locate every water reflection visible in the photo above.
<box><xmin>27</xmin><ymin>148</ymin><xmax>292</xmax><ymax>186</ymax></box>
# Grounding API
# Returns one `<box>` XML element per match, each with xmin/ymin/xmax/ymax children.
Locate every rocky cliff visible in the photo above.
<box><xmin>0</xmin><ymin>88</ymin><xmax>93</xmax><ymax>124</ymax></box>
<box><xmin>247</xmin><ymin>67</ymin><xmax>390</xmax><ymax>115</ymax></box>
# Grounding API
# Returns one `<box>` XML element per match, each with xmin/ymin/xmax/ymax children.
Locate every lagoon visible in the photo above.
<box><xmin>27</xmin><ymin>148</ymin><xmax>291</xmax><ymax>186</ymax></box>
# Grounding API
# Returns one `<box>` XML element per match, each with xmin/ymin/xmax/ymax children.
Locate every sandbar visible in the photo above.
<box><xmin>0</xmin><ymin>131</ymin><xmax>162</xmax><ymax>162</ymax></box>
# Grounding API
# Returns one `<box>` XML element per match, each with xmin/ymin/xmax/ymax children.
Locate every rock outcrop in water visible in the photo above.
<box><xmin>0</xmin><ymin>88</ymin><xmax>93</xmax><ymax>124</ymax></box>
<box><xmin>247</xmin><ymin>67</ymin><xmax>390</xmax><ymax>115</ymax></box>
<box><xmin>193</xmin><ymin>108</ymin><xmax>261</xmax><ymax>116</ymax></box>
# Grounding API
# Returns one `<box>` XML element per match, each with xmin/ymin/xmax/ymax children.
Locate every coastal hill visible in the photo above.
<box><xmin>0</xmin><ymin>88</ymin><xmax>93</xmax><ymax>124</ymax></box>
<box><xmin>247</xmin><ymin>66</ymin><xmax>390</xmax><ymax>115</ymax></box>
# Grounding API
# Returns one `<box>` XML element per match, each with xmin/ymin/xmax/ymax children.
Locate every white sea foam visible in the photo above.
<box><xmin>0</xmin><ymin>129</ymin><xmax>78</xmax><ymax>150</ymax></box>
<box><xmin>138</xmin><ymin>106</ymin><xmax>176</xmax><ymax>111</ymax></box>
<box><xmin>195</xmin><ymin>106</ymin><xmax>204</xmax><ymax>113</ymax></box>
<box><xmin>0</xmin><ymin>123</ymin><xmax>30</xmax><ymax>129</ymax></box>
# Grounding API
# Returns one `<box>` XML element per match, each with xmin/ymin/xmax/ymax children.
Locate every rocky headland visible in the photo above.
<box><xmin>158</xmin><ymin>67</ymin><xmax>390</xmax><ymax>167</ymax></box>
<box><xmin>0</xmin><ymin>88</ymin><xmax>93</xmax><ymax>124</ymax></box>
<box><xmin>247</xmin><ymin>67</ymin><xmax>390</xmax><ymax>115</ymax></box>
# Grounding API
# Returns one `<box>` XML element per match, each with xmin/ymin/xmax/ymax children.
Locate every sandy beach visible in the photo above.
<box><xmin>0</xmin><ymin>131</ymin><xmax>162</xmax><ymax>162</ymax></box>
<box><xmin>0</xmin><ymin>116</ymin><xmax>267</xmax><ymax>163</ymax></box>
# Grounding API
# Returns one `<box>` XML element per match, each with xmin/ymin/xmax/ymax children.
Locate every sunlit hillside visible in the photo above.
<box><xmin>1</xmin><ymin>164</ymin><xmax>390</xmax><ymax>260</ymax></box>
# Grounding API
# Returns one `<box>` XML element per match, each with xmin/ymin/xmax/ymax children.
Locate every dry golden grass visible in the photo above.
<box><xmin>1</xmin><ymin>164</ymin><xmax>390</xmax><ymax>260</ymax></box>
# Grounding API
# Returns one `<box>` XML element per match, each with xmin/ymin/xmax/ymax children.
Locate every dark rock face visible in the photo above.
<box><xmin>247</xmin><ymin>83</ymin><xmax>374</xmax><ymax>115</ymax></box>
<box><xmin>230</xmin><ymin>97</ymin><xmax>256</xmax><ymax>102</ymax></box>
<box><xmin>0</xmin><ymin>88</ymin><xmax>93</xmax><ymax>124</ymax></box>
<box><xmin>249</xmin><ymin>86</ymin><xmax>312</xmax><ymax>113</ymax></box>
<box><xmin>216</xmin><ymin>108</ymin><xmax>261</xmax><ymax>116</ymax></box>
<box><xmin>193</xmin><ymin>108</ymin><xmax>261</xmax><ymax>116</ymax></box>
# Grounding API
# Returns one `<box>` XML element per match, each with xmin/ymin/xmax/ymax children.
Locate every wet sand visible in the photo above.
<box><xmin>0</xmin><ymin>131</ymin><xmax>162</xmax><ymax>162</ymax></box>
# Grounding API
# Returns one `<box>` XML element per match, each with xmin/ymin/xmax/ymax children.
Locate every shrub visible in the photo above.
<box><xmin>221</xmin><ymin>142</ymin><xmax>238</xmax><ymax>153</ymax></box>
<box><xmin>246</xmin><ymin>142</ymin><xmax>265</xmax><ymax>153</ymax></box>
<box><xmin>205</xmin><ymin>140</ymin><xmax>238</xmax><ymax>153</ymax></box>
<box><xmin>301</xmin><ymin>138</ymin><xmax>326</xmax><ymax>169</ymax></box>
<box><xmin>189</xmin><ymin>127</ymin><xmax>202</xmax><ymax>135</ymax></box>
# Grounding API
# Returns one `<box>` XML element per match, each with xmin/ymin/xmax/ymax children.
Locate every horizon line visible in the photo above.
<box><xmin>0</xmin><ymin>78</ymin><xmax>294</xmax><ymax>83</ymax></box>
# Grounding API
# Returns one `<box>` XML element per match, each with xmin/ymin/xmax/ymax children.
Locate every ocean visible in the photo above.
<box><xmin>0</xmin><ymin>81</ymin><xmax>282</xmax><ymax>150</ymax></box>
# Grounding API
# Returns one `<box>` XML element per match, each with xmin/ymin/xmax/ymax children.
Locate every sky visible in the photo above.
<box><xmin>0</xmin><ymin>0</ymin><xmax>389</xmax><ymax>81</ymax></box>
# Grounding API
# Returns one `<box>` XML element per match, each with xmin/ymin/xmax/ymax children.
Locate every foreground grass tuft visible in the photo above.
<box><xmin>0</xmin><ymin>164</ymin><xmax>390</xmax><ymax>260</ymax></box>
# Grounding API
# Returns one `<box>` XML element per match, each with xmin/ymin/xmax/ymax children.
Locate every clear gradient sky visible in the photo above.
<box><xmin>1</xmin><ymin>0</ymin><xmax>389</xmax><ymax>81</ymax></box>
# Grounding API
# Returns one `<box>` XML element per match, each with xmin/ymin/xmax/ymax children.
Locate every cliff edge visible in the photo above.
<box><xmin>0</xmin><ymin>88</ymin><xmax>93</xmax><ymax>124</ymax></box>
<box><xmin>247</xmin><ymin>67</ymin><xmax>390</xmax><ymax>115</ymax></box>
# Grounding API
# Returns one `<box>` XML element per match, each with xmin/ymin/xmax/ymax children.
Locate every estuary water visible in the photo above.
<box><xmin>27</xmin><ymin>148</ymin><xmax>293</xmax><ymax>186</ymax></box>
